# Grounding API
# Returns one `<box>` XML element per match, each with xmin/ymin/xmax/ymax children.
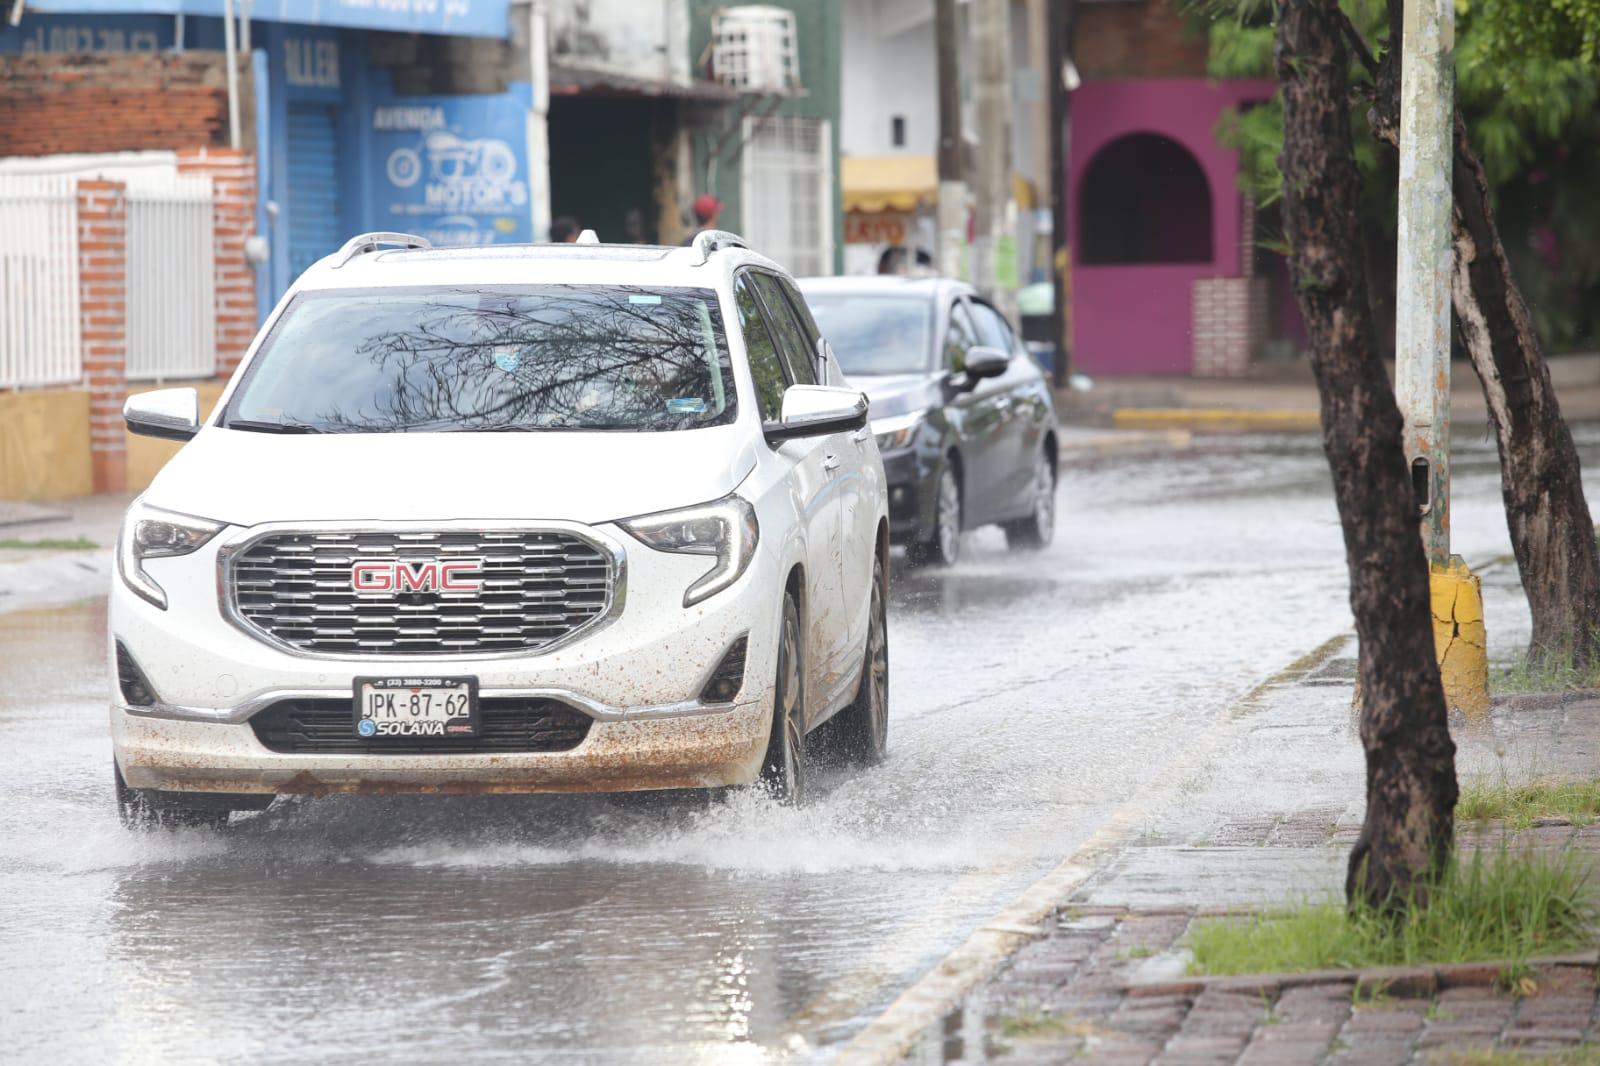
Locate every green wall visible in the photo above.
<box><xmin>689</xmin><ymin>0</ymin><xmax>843</xmax><ymax>273</ymax></box>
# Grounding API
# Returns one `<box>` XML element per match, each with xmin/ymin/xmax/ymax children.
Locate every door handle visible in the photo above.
<box><xmin>851</xmin><ymin>427</ymin><xmax>871</xmax><ymax>445</ymax></box>
<box><xmin>823</xmin><ymin>454</ymin><xmax>842</xmax><ymax>473</ymax></box>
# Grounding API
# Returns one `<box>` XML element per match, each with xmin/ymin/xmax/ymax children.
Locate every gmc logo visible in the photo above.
<box><xmin>351</xmin><ymin>559</ymin><xmax>482</xmax><ymax>594</ymax></box>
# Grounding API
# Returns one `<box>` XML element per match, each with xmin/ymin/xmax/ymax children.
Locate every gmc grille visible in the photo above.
<box><xmin>228</xmin><ymin>530</ymin><xmax>614</xmax><ymax>655</ymax></box>
<box><xmin>250</xmin><ymin>698</ymin><xmax>593</xmax><ymax>754</ymax></box>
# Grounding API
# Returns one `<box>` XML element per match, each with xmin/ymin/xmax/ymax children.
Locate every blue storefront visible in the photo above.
<box><xmin>2</xmin><ymin>0</ymin><xmax>533</xmax><ymax>313</ymax></box>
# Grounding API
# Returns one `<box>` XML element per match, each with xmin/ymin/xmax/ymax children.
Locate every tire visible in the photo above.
<box><xmin>114</xmin><ymin>762</ymin><xmax>267</xmax><ymax>830</ymax></box>
<box><xmin>909</xmin><ymin>462</ymin><xmax>962</xmax><ymax>567</ymax></box>
<box><xmin>758</xmin><ymin>594</ymin><xmax>808</xmax><ymax>805</ymax></box>
<box><xmin>817</xmin><ymin>555</ymin><xmax>889</xmax><ymax>767</ymax></box>
<box><xmin>1004</xmin><ymin>447</ymin><xmax>1056</xmax><ymax>550</ymax></box>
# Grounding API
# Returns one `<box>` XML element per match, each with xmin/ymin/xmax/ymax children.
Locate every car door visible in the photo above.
<box><xmin>942</xmin><ymin>298</ymin><xmax>1011</xmax><ymax>525</ymax></box>
<box><xmin>739</xmin><ymin>272</ymin><xmax>850</xmax><ymax>720</ymax></box>
<box><xmin>965</xmin><ymin>297</ymin><xmax>1036</xmax><ymax>515</ymax></box>
<box><xmin>770</xmin><ymin>273</ymin><xmax>877</xmax><ymax>671</ymax></box>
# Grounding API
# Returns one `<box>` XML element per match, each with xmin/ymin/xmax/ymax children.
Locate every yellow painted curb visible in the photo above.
<box><xmin>1111</xmin><ymin>408</ymin><xmax>1322</xmax><ymax>433</ymax></box>
<box><xmin>1431</xmin><ymin>555</ymin><xmax>1490</xmax><ymax>719</ymax></box>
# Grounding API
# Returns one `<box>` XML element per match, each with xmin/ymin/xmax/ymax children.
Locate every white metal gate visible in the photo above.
<box><xmin>0</xmin><ymin>175</ymin><xmax>80</xmax><ymax>390</ymax></box>
<box><xmin>127</xmin><ymin>174</ymin><xmax>215</xmax><ymax>382</ymax></box>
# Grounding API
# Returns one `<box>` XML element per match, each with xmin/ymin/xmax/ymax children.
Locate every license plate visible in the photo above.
<box><xmin>354</xmin><ymin>677</ymin><xmax>478</xmax><ymax>738</ymax></box>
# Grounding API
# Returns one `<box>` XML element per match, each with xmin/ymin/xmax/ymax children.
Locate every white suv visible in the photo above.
<box><xmin>111</xmin><ymin>230</ymin><xmax>889</xmax><ymax>824</ymax></box>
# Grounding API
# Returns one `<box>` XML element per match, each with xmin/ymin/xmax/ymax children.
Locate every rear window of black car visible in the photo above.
<box><xmin>223</xmin><ymin>286</ymin><xmax>735</xmax><ymax>434</ymax></box>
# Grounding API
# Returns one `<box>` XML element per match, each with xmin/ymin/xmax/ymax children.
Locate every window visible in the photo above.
<box><xmin>967</xmin><ymin>299</ymin><xmax>1020</xmax><ymax>357</ymax></box>
<box><xmin>1079</xmin><ymin>133</ymin><xmax>1213</xmax><ymax>265</ymax></box>
<box><xmin>741</xmin><ymin>116</ymin><xmax>834</xmax><ymax>277</ymax></box>
<box><xmin>944</xmin><ymin>300</ymin><xmax>978</xmax><ymax>372</ymax></box>
<box><xmin>224</xmin><ymin>286</ymin><xmax>735</xmax><ymax>433</ymax></box>
<box><xmin>749</xmin><ymin>272</ymin><xmax>816</xmax><ymax>386</ymax></box>
<box><xmin>805</xmin><ymin>294</ymin><xmax>931</xmax><ymax>376</ymax></box>
<box><xmin>733</xmin><ymin>275</ymin><xmax>789</xmax><ymax>421</ymax></box>
<box><xmin>891</xmin><ymin>115</ymin><xmax>906</xmax><ymax>148</ymax></box>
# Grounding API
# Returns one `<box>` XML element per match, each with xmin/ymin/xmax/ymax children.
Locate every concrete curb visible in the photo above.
<box><xmin>1111</xmin><ymin>408</ymin><xmax>1321</xmax><ymax>433</ymax></box>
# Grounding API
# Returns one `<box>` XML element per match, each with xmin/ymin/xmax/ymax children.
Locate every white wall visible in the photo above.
<box><xmin>840</xmin><ymin>0</ymin><xmax>942</xmax><ymax>157</ymax></box>
<box><xmin>547</xmin><ymin>0</ymin><xmax>689</xmax><ymax>86</ymax></box>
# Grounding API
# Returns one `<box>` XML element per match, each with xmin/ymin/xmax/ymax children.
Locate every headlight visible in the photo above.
<box><xmin>872</xmin><ymin>409</ymin><xmax>926</xmax><ymax>453</ymax></box>
<box><xmin>619</xmin><ymin>494</ymin><xmax>759</xmax><ymax>607</ymax></box>
<box><xmin>117</xmin><ymin>501</ymin><xmax>223</xmax><ymax>609</ymax></box>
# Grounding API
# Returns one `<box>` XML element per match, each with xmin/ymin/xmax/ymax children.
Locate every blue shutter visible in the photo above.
<box><xmin>286</xmin><ymin>102</ymin><xmax>344</xmax><ymax>280</ymax></box>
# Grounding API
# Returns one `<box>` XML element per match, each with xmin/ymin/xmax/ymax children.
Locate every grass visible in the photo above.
<box><xmin>1492</xmin><ymin>639</ymin><xmax>1600</xmax><ymax>694</ymax></box>
<box><xmin>1457</xmin><ymin>779</ymin><xmax>1600</xmax><ymax>830</ymax></box>
<box><xmin>0</xmin><ymin>535</ymin><xmax>98</xmax><ymax>551</ymax></box>
<box><xmin>993</xmin><ymin>1010</ymin><xmax>1100</xmax><ymax>1042</ymax></box>
<box><xmin>1441</xmin><ymin>1049</ymin><xmax>1600</xmax><ymax>1065</ymax></box>
<box><xmin>1187</xmin><ymin>849</ymin><xmax>1594</xmax><ymax>977</ymax></box>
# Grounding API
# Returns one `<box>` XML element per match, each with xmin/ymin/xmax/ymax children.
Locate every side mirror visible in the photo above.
<box><xmin>963</xmin><ymin>345</ymin><xmax>1010</xmax><ymax>380</ymax></box>
<box><xmin>764</xmin><ymin>385</ymin><xmax>869</xmax><ymax>443</ymax></box>
<box><xmin>124</xmin><ymin>387</ymin><xmax>200</xmax><ymax>442</ymax></box>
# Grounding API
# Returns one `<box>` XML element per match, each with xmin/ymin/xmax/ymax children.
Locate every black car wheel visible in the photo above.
<box><xmin>758</xmin><ymin>594</ymin><xmax>808</xmax><ymax>805</ymax></box>
<box><xmin>1005</xmin><ymin>448</ymin><xmax>1056</xmax><ymax>550</ymax></box>
<box><xmin>910</xmin><ymin>463</ymin><xmax>962</xmax><ymax>567</ymax></box>
<box><xmin>114</xmin><ymin>762</ymin><xmax>266</xmax><ymax>830</ymax></box>
<box><xmin>814</xmin><ymin>556</ymin><xmax>889</xmax><ymax>767</ymax></box>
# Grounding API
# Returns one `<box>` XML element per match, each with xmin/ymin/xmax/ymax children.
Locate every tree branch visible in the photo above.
<box><xmin>1337</xmin><ymin>7</ymin><xmax>1380</xmax><ymax>76</ymax></box>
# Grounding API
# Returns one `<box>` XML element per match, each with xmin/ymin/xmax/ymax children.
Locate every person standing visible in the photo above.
<box><xmin>682</xmin><ymin>195</ymin><xmax>723</xmax><ymax>244</ymax></box>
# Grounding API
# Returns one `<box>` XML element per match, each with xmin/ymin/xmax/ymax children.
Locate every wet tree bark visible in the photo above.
<box><xmin>1367</xmin><ymin>17</ymin><xmax>1600</xmax><ymax>668</ymax></box>
<box><xmin>1275</xmin><ymin>0</ymin><xmax>1457</xmax><ymax>912</ymax></box>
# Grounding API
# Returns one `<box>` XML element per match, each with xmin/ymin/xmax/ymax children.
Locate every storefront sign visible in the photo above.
<box><xmin>370</xmin><ymin>85</ymin><xmax>531</xmax><ymax>247</ymax></box>
<box><xmin>846</xmin><ymin>212</ymin><xmax>910</xmax><ymax>246</ymax></box>
<box><xmin>24</xmin><ymin>0</ymin><xmax>508</xmax><ymax>39</ymax></box>
<box><xmin>0</xmin><ymin>14</ymin><xmax>171</xmax><ymax>52</ymax></box>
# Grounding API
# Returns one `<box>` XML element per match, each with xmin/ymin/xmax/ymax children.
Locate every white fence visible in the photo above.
<box><xmin>0</xmin><ymin>176</ymin><xmax>81</xmax><ymax>390</ymax></box>
<box><xmin>127</xmin><ymin>174</ymin><xmax>215</xmax><ymax>382</ymax></box>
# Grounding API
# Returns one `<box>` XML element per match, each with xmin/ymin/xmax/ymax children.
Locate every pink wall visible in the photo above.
<box><xmin>1070</xmin><ymin>78</ymin><xmax>1275</xmax><ymax>376</ymax></box>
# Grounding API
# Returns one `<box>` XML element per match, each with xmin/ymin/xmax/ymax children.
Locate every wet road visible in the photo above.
<box><xmin>4</xmin><ymin>430</ymin><xmax>1596</xmax><ymax>1063</ymax></box>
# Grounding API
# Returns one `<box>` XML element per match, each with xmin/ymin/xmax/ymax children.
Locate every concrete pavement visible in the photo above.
<box><xmin>0</xmin><ymin>493</ymin><xmax>127</xmax><ymax>613</ymax></box>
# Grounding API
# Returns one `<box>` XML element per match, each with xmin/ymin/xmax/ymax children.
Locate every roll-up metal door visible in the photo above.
<box><xmin>287</xmin><ymin>102</ymin><xmax>343</xmax><ymax>279</ymax></box>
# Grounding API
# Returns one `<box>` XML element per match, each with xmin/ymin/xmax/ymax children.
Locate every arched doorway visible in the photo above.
<box><xmin>1079</xmin><ymin>133</ymin><xmax>1213</xmax><ymax>265</ymax></box>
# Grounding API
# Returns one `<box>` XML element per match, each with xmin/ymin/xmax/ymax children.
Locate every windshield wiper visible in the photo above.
<box><xmin>224</xmin><ymin>418</ymin><xmax>327</xmax><ymax>434</ymax></box>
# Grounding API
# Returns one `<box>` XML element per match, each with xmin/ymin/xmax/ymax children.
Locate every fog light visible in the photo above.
<box><xmin>116</xmin><ymin>641</ymin><xmax>159</xmax><ymax>707</ymax></box>
<box><xmin>699</xmin><ymin>636</ymin><xmax>748</xmax><ymax>704</ymax></box>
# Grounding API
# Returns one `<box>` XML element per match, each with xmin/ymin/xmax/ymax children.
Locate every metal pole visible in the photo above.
<box><xmin>1047</xmin><ymin>0</ymin><xmax>1073</xmax><ymax>385</ymax></box>
<box><xmin>934</xmin><ymin>0</ymin><xmax>966</xmax><ymax>280</ymax></box>
<box><xmin>525</xmin><ymin>0</ymin><xmax>551</xmax><ymax>242</ymax></box>
<box><xmin>222</xmin><ymin>0</ymin><xmax>241</xmax><ymax>151</ymax></box>
<box><xmin>1394</xmin><ymin>0</ymin><xmax>1454</xmax><ymax>564</ymax></box>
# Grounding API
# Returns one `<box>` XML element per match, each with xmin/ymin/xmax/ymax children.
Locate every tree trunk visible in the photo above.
<box><xmin>1276</xmin><ymin>0</ymin><xmax>1457</xmax><ymax>912</ymax></box>
<box><xmin>1369</xmin><ymin>5</ymin><xmax>1600</xmax><ymax>669</ymax></box>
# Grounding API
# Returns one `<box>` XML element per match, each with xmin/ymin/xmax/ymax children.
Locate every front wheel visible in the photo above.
<box><xmin>814</xmin><ymin>555</ymin><xmax>889</xmax><ymax>767</ymax></box>
<box><xmin>1004</xmin><ymin>448</ymin><xmax>1056</xmax><ymax>550</ymax></box>
<box><xmin>114</xmin><ymin>762</ymin><xmax>267</xmax><ymax>830</ymax></box>
<box><xmin>757</xmin><ymin>594</ymin><xmax>808</xmax><ymax>805</ymax></box>
<box><xmin>909</xmin><ymin>463</ymin><xmax>962</xmax><ymax>567</ymax></box>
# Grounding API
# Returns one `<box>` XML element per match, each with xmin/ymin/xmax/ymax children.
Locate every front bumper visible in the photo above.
<box><xmin>881</xmin><ymin>448</ymin><xmax>926</xmax><ymax>543</ymax></box>
<box><xmin>110</xmin><ymin>518</ymin><xmax>780</xmax><ymax>795</ymax></box>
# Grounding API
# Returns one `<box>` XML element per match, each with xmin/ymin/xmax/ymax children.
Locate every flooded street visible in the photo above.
<box><xmin>4</xmin><ymin>431</ymin><xmax>1596</xmax><ymax>1064</ymax></box>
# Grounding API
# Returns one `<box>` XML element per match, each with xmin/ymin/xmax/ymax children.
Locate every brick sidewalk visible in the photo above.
<box><xmin>907</xmin><ymin>639</ymin><xmax>1600</xmax><ymax>1064</ymax></box>
<box><xmin>954</xmin><ymin>901</ymin><xmax>1600</xmax><ymax>1064</ymax></box>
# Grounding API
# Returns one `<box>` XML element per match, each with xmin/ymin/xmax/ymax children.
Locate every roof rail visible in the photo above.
<box><xmin>689</xmin><ymin>229</ymin><xmax>749</xmax><ymax>266</ymax></box>
<box><xmin>332</xmin><ymin>231</ymin><xmax>432</xmax><ymax>268</ymax></box>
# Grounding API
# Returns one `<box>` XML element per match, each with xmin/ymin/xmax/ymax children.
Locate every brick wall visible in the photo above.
<box><xmin>1192</xmin><ymin>276</ymin><xmax>1268</xmax><ymax>379</ymax></box>
<box><xmin>78</xmin><ymin>180</ymin><xmax>128</xmax><ymax>493</ymax></box>
<box><xmin>1076</xmin><ymin>0</ymin><xmax>1210</xmax><ymax>80</ymax></box>
<box><xmin>0</xmin><ymin>52</ymin><xmax>252</xmax><ymax>157</ymax></box>
<box><xmin>178</xmin><ymin>149</ymin><xmax>258</xmax><ymax>374</ymax></box>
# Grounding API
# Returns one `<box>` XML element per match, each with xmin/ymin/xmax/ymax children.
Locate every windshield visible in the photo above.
<box><xmin>802</xmin><ymin>294</ymin><xmax>932</xmax><ymax>376</ymax></box>
<box><xmin>224</xmin><ymin>286</ymin><xmax>736</xmax><ymax>433</ymax></box>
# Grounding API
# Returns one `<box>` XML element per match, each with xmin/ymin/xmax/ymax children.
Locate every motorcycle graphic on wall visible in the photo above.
<box><xmin>384</xmin><ymin>130</ymin><xmax>529</xmax><ymax>246</ymax></box>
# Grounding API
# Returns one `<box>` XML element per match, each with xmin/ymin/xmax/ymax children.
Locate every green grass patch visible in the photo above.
<box><xmin>1458</xmin><ymin>779</ymin><xmax>1600</xmax><ymax>830</ymax></box>
<box><xmin>993</xmin><ymin>1010</ymin><xmax>1100</xmax><ymax>1042</ymax></box>
<box><xmin>1492</xmin><ymin>641</ymin><xmax>1600</xmax><ymax>694</ymax></box>
<box><xmin>1188</xmin><ymin>849</ymin><xmax>1594</xmax><ymax>977</ymax></box>
<box><xmin>0</xmin><ymin>535</ymin><xmax>98</xmax><ymax>551</ymax></box>
<box><xmin>1442</xmin><ymin>1048</ymin><xmax>1600</xmax><ymax>1065</ymax></box>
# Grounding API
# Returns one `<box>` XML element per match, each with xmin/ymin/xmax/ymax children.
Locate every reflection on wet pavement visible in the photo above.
<box><xmin>4</xmin><ymin>430</ymin><xmax>1599</xmax><ymax>1062</ymax></box>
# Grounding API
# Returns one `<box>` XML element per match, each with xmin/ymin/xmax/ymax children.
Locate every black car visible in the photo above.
<box><xmin>798</xmin><ymin>276</ymin><xmax>1058</xmax><ymax>567</ymax></box>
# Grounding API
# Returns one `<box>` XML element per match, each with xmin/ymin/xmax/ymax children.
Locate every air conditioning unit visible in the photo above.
<box><xmin>711</xmin><ymin>5</ymin><xmax>801</xmax><ymax>94</ymax></box>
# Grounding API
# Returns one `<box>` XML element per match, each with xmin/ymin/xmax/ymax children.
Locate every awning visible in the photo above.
<box><xmin>24</xmin><ymin>0</ymin><xmax>510</xmax><ymax>38</ymax></box>
<box><xmin>548</xmin><ymin>62</ymin><xmax>738</xmax><ymax>101</ymax></box>
<box><xmin>843</xmin><ymin>153</ymin><xmax>1038</xmax><ymax>214</ymax></box>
